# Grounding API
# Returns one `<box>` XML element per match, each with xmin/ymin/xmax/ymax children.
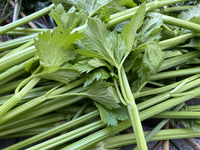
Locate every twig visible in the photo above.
<box><xmin>0</xmin><ymin>36</ymin><xmax>3</xmax><ymax>43</ymax></box>
<box><xmin>13</xmin><ymin>0</ymin><xmax>18</xmax><ymax>22</ymax></box>
<box><xmin>151</xmin><ymin>141</ymin><xmax>162</xmax><ymax>150</ymax></box>
<box><xmin>8</xmin><ymin>0</ymin><xmax>38</xmax><ymax>28</ymax></box>
<box><xmin>169</xmin><ymin>120</ymin><xmax>200</xmax><ymax>150</ymax></box>
<box><xmin>162</xmin><ymin>121</ymin><xmax>169</xmax><ymax>150</ymax></box>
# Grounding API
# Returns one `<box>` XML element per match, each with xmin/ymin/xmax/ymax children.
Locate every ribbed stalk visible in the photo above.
<box><xmin>0</xmin><ymin>79</ymin><xmax>85</xmax><ymax>125</ymax></box>
<box><xmin>27</xmin><ymin>120</ymin><xmax>106</xmax><ymax>150</ymax></box>
<box><xmin>4</xmin><ymin>110</ymin><xmax>99</xmax><ymax>150</ymax></box>
<box><xmin>97</xmin><ymin>128</ymin><xmax>200</xmax><ymax>149</ymax></box>
<box><xmin>0</xmin><ymin>77</ymin><xmax>40</xmax><ymax>118</ymax></box>
<box><xmin>150</xmin><ymin>67</ymin><xmax>200</xmax><ymax>81</ymax></box>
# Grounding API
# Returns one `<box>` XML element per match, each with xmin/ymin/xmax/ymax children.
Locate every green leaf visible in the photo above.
<box><xmin>133</xmin><ymin>41</ymin><xmax>165</xmax><ymax>91</ymax></box>
<box><xmin>179</xmin><ymin>3</ymin><xmax>200</xmax><ymax>34</ymax></box>
<box><xmin>180</xmin><ymin>38</ymin><xmax>200</xmax><ymax>50</ymax></box>
<box><xmin>52</xmin><ymin>0</ymin><xmax>77</xmax><ymax>11</ymax></box>
<box><xmin>73</xmin><ymin>0</ymin><xmax>124</xmax><ymax>17</ymax></box>
<box><xmin>41</xmin><ymin>69</ymin><xmax>81</xmax><ymax>84</ymax></box>
<box><xmin>83</xmin><ymin>81</ymin><xmax>120</xmax><ymax>109</ymax></box>
<box><xmin>79</xmin><ymin>18</ymin><xmax>126</xmax><ymax>68</ymax></box>
<box><xmin>50</xmin><ymin>4</ymin><xmax>86</xmax><ymax>30</ymax></box>
<box><xmin>99</xmin><ymin>5</ymin><xmax>111</xmax><ymax>22</ymax></box>
<box><xmin>175</xmin><ymin>119</ymin><xmax>200</xmax><ymax>132</ymax></box>
<box><xmin>124</xmin><ymin>52</ymin><xmax>143</xmax><ymax>73</ymax></box>
<box><xmin>88</xmin><ymin>57</ymin><xmax>111</xmax><ymax>69</ymax></box>
<box><xmin>74</xmin><ymin>59</ymin><xmax>96</xmax><ymax>73</ymax></box>
<box><xmin>95</xmin><ymin>102</ymin><xmax>129</xmax><ymax>126</ymax></box>
<box><xmin>84</xmin><ymin>69</ymin><xmax>110</xmax><ymax>87</ymax></box>
<box><xmin>35</xmin><ymin>28</ymin><xmax>83</xmax><ymax>71</ymax></box>
<box><xmin>121</xmin><ymin>3</ymin><xmax>146</xmax><ymax>52</ymax></box>
<box><xmin>115</xmin><ymin>0</ymin><xmax>137</xmax><ymax>8</ymax></box>
<box><xmin>109</xmin><ymin>30</ymin><xmax>126</xmax><ymax>66</ymax></box>
<box><xmin>135</xmin><ymin>16</ymin><xmax>163</xmax><ymax>49</ymax></box>
<box><xmin>24</xmin><ymin>55</ymin><xmax>39</xmax><ymax>73</ymax></box>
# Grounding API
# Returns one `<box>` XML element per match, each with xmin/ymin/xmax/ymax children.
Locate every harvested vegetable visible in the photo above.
<box><xmin>1</xmin><ymin>0</ymin><xmax>200</xmax><ymax>150</ymax></box>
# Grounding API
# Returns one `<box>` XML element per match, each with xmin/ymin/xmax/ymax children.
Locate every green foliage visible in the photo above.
<box><xmin>83</xmin><ymin>81</ymin><xmax>121</xmax><ymax>109</ymax></box>
<box><xmin>77</xmin><ymin>18</ymin><xmax>126</xmax><ymax>68</ymax></box>
<box><xmin>115</xmin><ymin>0</ymin><xmax>137</xmax><ymax>7</ymax></box>
<box><xmin>84</xmin><ymin>69</ymin><xmax>110</xmax><ymax>87</ymax></box>
<box><xmin>180</xmin><ymin>38</ymin><xmax>200</xmax><ymax>50</ymax></box>
<box><xmin>95</xmin><ymin>102</ymin><xmax>129</xmax><ymax>126</ymax></box>
<box><xmin>41</xmin><ymin>69</ymin><xmax>81</xmax><ymax>84</ymax></box>
<box><xmin>52</xmin><ymin>0</ymin><xmax>125</xmax><ymax>18</ymax></box>
<box><xmin>132</xmin><ymin>42</ymin><xmax>165</xmax><ymax>91</ymax></box>
<box><xmin>74</xmin><ymin>59</ymin><xmax>96</xmax><ymax>73</ymax></box>
<box><xmin>121</xmin><ymin>3</ymin><xmax>146</xmax><ymax>52</ymax></box>
<box><xmin>35</xmin><ymin>27</ymin><xmax>83</xmax><ymax>72</ymax></box>
<box><xmin>179</xmin><ymin>3</ymin><xmax>200</xmax><ymax>34</ymax></box>
<box><xmin>135</xmin><ymin>16</ymin><xmax>163</xmax><ymax>49</ymax></box>
<box><xmin>50</xmin><ymin>4</ymin><xmax>87</xmax><ymax>30</ymax></box>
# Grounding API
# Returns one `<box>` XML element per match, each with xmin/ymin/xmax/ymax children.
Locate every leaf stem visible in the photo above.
<box><xmin>134</xmin><ymin>74</ymin><xmax>200</xmax><ymax>98</ymax></box>
<box><xmin>0</xmin><ymin>113</ymin><xmax>66</xmax><ymax>137</ymax></box>
<box><xmin>0</xmin><ymin>4</ymin><xmax>55</xmax><ymax>35</ymax></box>
<box><xmin>159</xmin><ymin>51</ymin><xmax>200</xmax><ymax>72</ymax></box>
<box><xmin>134</xmin><ymin>103</ymin><xmax>184</xmax><ymax>150</ymax></box>
<box><xmin>0</xmin><ymin>46</ymin><xmax>36</xmax><ymax>72</ymax></box>
<box><xmin>28</xmin><ymin>120</ymin><xmax>106</xmax><ymax>150</ymax></box>
<box><xmin>120</xmin><ymin>67</ymin><xmax>147</xmax><ymax>150</ymax></box>
<box><xmin>0</xmin><ymin>79</ymin><xmax>85</xmax><ymax>125</ymax></box>
<box><xmin>97</xmin><ymin>128</ymin><xmax>200</xmax><ymax>149</ymax></box>
<box><xmin>3</xmin><ymin>110</ymin><xmax>99</xmax><ymax>150</ymax></box>
<box><xmin>0</xmin><ymin>77</ymin><xmax>40</xmax><ymax>118</ymax></box>
<box><xmin>107</xmin><ymin>0</ymin><xmax>189</xmax><ymax>28</ymax></box>
<box><xmin>0</xmin><ymin>60</ymin><xmax>28</xmax><ymax>85</ymax></box>
<box><xmin>150</xmin><ymin>67</ymin><xmax>200</xmax><ymax>81</ymax></box>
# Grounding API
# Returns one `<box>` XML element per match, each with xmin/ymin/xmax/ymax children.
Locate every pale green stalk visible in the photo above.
<box><xmin>153</xmin><ymin>111</ymin><xmax>200</xmax><ymax>119</ymax></box>
<box><xmin>0</xmin><ymin>60</ymin><xmax>28</xmax><ymax>85</ymax></box>
<box><xmin>0</xmin><ymin>79</ymin><xmax>24</xmax><ymax>95</ymax></box>
<box><xmin>134</xmin><ymin>103</ymin><xmax>184</xmax><ymax>150</ymax></box>
<box><xmin>0</xmin><ymin>46</ymin><xmax>35</xmax><ymax>72</ymax></box>
<box><xmin>0</xmin><ymin>34</ymin><xmax>37</xmax><ymax>52</ymax></box>
<box><xmin>3</xmin><ymin>110</ymin><xmax>99</xmax><ymax>150</ymax></box>
<box><xmin>96</xmin><ymin>128</ymin><xmax>200</xmax><ymax>149</ymax></box>
<box><xmin>64</xmin><ymin>86</ymin><xmax>200</xmax><ymax>150</ymax></box>
<box><xmin>0</xmin><ymin>97</ymin><xmax>84</xmax><ymax>131</ymax></box>
<box><xmin>0</xmin><ymin>79</ymin><xmax>85</xmax><ymax>125</ymax></box>
<box><xmin>153</xmin><ymin>6</ymin><xmax>193</xmax><ymax>13</ymax></box>
<box><xmin>0</xmin><ymin>113</ymin><xmax>67</xmax><ymax>137</ymax></box>
<box><xmin>27</xmin><ymin>120</ymin><xmax>106</xmax><ymax>150</ymax></box>
<box><xmin>150</xmin><ymin>67</ymin><xmax>200</xmax><ymax>81</ymax></box>
<box><xmin>0</xmin><ymin>77</ymin><xmax>40</xmax><ymax>118</ymax></box>
<box><xmin>159</xmin><ymin>51</ymin><xmax>200</xmax><ymax>72</ymax></box>
<box><xmin>108</xmin><ymin>0</ymin><xmax>189</xmax><ymax>28</ymax></box>
<box><xmin>134</xmin><ymin>74</ymin><xmax>200</xmax><ymax>98</ymax></box>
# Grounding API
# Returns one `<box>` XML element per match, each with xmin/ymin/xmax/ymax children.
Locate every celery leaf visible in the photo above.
<box><xmin>35</xmin><ymin>28</ymin><xmax>83</xmax><ymax>71</ymax></box>
<box><xmin>84</xmin><ymin>69</ymin><xmax>110</xmax><ymax>87</ymax></box>
<box><xmin>83</xmin><ymin>81</ymin><xmax>120</xmax><ymax>109</ymax></box>
<box><xmin>50</xmin><ymin>4</ymin><xmax>87</xmax><ymax>30</ymax></box>
<box><xmin>133</xmin><ymin>41</ymin><xmax>165</xmax><ymax>91</ymax></box>
<box><xmin>41</xmin><ymin>69</ymin><xmax>81</xmax><ymax>84</ymax></box>
<box><xmin>179</xmin><ymin>3</ymin><xmax>200</xmax><ymax>34</ymax></box>
<box><xmin>74</xmin><ymin>59</ymin><xmax>96</xmax><ymax>73</ymax></box>
<box><xmin>135</xmin><ymin>16</ymin><xmax>163</xmax><ymax>49</ymax></box>
<box><xmin>95</xmin><ymin>102</ymin><xmax>129</xmax><ymax>126</ymax></box>
<box><xmin>77</xmin><ymin>18</ymin><xmax>126</xmax><ymax>68</ymax></box>
<box><xmin>53</xmin><ymin>0</ymin><xmax>124</xmax><ymax>17</ymax></box>
<box><xmin>121</xmin><ymin>3</ymin><xmax>146</xmax><ymax>52</ymax></box>
<box><xmin>181</xmin><ymin>38</ymin><xmax>200</xmax><ymax>50</ymax></box>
